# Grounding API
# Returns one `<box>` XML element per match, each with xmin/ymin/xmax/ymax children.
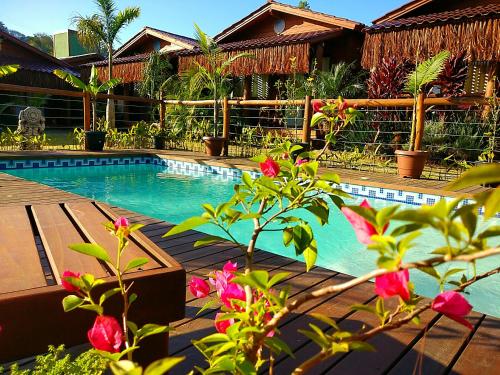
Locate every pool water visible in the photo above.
<box><xmin>7</xmin><ymin>163</ymin><xmax>500</xmax><ymax>317</ymax></box>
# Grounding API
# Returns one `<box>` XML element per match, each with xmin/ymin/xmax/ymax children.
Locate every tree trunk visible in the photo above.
<box><xmin>92</xmin><ymin>100</ymin><xmax>97</xmax><ymax>131</ymax></box>
<box><xmin>106</xmin><ymin>48</ymin><xmax>116</xmax><ymax>129</ymax></box>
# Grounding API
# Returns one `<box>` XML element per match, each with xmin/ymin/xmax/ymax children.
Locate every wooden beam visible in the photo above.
<box><xmin>0</xmin><ymin>83</ymin><xmax>83</xmax><ymax>98</ymax></box>
<box><xmin>302</xmin><ymin>95</ymin><xmax>312</xmax><ymax>143</ymax></box>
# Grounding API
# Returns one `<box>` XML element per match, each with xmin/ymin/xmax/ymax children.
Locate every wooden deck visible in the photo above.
<box><xmin>0</xmin><ymin>151</ymin><xmax>498</xmax><ymax>374</ymax></box>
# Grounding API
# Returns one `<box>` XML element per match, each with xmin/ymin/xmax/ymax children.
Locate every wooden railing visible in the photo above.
<box><xmin>0</xmin><ymin>82</ymin><xmax>493</xmax><ymax>155</ymax></box>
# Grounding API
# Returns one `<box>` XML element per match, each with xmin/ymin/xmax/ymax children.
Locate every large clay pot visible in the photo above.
<box><xmin>395</xmin><ymin>150</ymin><xmax>429</xmax><ymax>179</ymax></box>
<box><xmin>85</xmin><ymin>131</ymin><xmax>106</xmax><ymax>151</ymax></box>
<box><xmin>203</xmin><ymin>136</ymin><xmax>225</xmax><ymax>156</ymax></box>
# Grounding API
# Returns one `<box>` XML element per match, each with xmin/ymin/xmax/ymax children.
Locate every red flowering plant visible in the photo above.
<box><xmin>164</xmin><ymin>143</ymin><xmax>499</xmax><ymax>374</ymax></box>
<box><xmin>61</xmin><ymin>217</ymin><xmax>184</xmax><ymax>374</ymax></box>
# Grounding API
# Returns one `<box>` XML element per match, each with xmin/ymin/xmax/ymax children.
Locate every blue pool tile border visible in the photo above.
<box><xmin>1</xmin><ymin>156</ymin><xmax>491</xmax><ymax>213</ymax></box>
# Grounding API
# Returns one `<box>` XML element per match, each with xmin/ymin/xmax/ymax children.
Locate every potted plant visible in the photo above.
<box><xmin>149</xmin><ymin>122</ymin><xmax>167</xmax><ymax>149</ymax></box>
<box><xmin>395</xmin><ymin>51</ymin><xmax>450</xmax><ymax>178</ymax></box>
<box><xmin>54</xmin><ymin>65</ymin><xmax>121</xmax><ymax>151</ymax></box>
<box><xmin>190</xmin><ymin>24</ymin><xmax>251</xmax><ymax>156</ymax></box>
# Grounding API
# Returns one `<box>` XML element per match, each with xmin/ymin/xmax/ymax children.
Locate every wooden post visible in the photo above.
<box><xmin>159</xmin><ymin>93</ymin><xmax>166</xmax><ymax>128</ymax></box>
<box><xmin>414</xmin><ymin>91</ymin><xmax>426</xmax><ymax>151</ymax></box>
<box><xmin>222</xmin><ymin>97</ymin><xmax>230</xmax><ymax>156</ymax></box>
<box><xmin>482</xmin><ymin>62</ymin><xmax>497</xmax><ymax>118</ymax></box>
<box><xmin>302</xmin><ymin>95</ymin><xmax>312</xmax><ymax>143</ymax></box>
<box><xmin>83</xmin><ymin>92</ymin><xmax>91</xmax><ymax>131</ymax></box>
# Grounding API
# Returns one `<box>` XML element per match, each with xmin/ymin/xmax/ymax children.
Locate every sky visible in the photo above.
<box><xmin>1</xmin><ymin>0</ymin><xmax>407</xmax><ymax>44</ymax></box>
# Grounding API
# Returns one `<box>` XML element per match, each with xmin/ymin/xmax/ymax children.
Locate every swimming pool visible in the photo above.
<box><xmin>5</xmin><ymin>157</ymin><xmax>499</xmax><ymax>317</ymax></box>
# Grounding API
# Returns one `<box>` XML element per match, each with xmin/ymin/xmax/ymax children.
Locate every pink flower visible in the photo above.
<box><xmin>375</xmin><ymin>269</ymin><xmax>410</xmax><ymax>301</ymax></box>
<box><xmin>431</xmin><ymin>291</ymin><xmax>473</xmax><ymax>330</ymax></box>
<box><xmin>61</xmin><ymin>270</ymin><xmax>81</xmax><ymax>292</ymax></box>
<box><xmin>263</xmin><ymin>312</ymin><xmax>275</xmax><ymax>337</ymax></box>
<box><xmin>221</xmin><ymin>282</ymin><xmax>246</xmax><ymax>310</ymax></box>
<box><xmin>312</xmin><ymin>100</ymin><xmax>325</xmax><ymax>113</ymax></box>
<box><xmin>210</xmin><ymin>270</ymin><xmax>234</xmax><ymax>297</ymax></box>
<box><xmin>222</xmin><ymin>261</ymin><xmax>237</xmax><ymax>273</ymax></box>
<box><xmin>259</xmin><ymin>157</ymin><xmax>280</xmax><ymax>178</ymax></box>
<box><xmin>114</xmin><ymin>217</ymin><xmax>129</xmax><ymax>231</ymax></box>
<box><xmin>87</xmin><ymin>316</ymin><xmax>124</xmax><ymax>353</ymax></box>
<box><xmin>214</xmin><ymin>313</ymin><xmax>234</xmax><ymax>334</ymax></box>
<box><xmin>341</xmin><ymin>199</ymin><xmax>388</xmax><ymax>244</ymax></box>
<box><xmin>295</xmin><ymin>158</ymin><xmax>308</xmax><ymax>166</ymax></box>
<box><xmin>189</xmin><ymin>276</ymin><xmax>210</xmax><ymax>298</ymax></box>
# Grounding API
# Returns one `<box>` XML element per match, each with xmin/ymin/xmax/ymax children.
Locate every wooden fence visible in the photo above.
<box><xmin>0</xmin><ymin>82</ymin><xmax>493</xmax><ymax>155</ymax></box>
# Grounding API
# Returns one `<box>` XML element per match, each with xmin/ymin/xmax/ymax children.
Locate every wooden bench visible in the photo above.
<box><xmin>0</xmin><ymin>201</ymin><xmax>185</xmax><ymax>364</ymax></box>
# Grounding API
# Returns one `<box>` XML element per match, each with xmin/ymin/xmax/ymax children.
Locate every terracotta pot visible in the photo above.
<box><xmin>203</xmin><ymin>136</ymin><xmax>225</xmax><ymax>156</ymax></box>
<box><xmin>395</xmin><ymin>150</ymin><xmax>429</xmax><ymax>179</ymax></box>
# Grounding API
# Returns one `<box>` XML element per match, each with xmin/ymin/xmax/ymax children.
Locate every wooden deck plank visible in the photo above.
<box><xmin>31</xmin><ymin>204</ymin><xmax>109</xmax><ymax>281</ymax></box>
<box><xmin>65</xmin><ymin>202</ymin><xmax>162</xmax><ymax>272</ymax></box>
<box><xmin>0</xmin><ymin>206</ymin><xmax>46</xmax><ymax>293</ymax></box>
<box><xmin>450</xmin><ymin>316</ymin><xmax>500</xmax><ymax>375</ymax></box>
<box><xmin>387</xmin><ymin>312</ymin><xmax>483</xmax><ymax>375</ymax></box>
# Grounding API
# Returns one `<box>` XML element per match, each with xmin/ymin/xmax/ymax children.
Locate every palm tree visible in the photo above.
<box><xmin>73</xmin><ymin>0</ymin><xmax>140</xmax><ymax>127</ymax></box>
<box><xmin>54</xmin><ymin>65</ymin><xmax>121</xmax><ymax>131</ymax></box>
<box><xmin>190</xmin><ymin>24</ymin><xmax>251</xmax><ymax>138</ymax></box>
<box><xmin>315</xmin><ymin>62</ymin><xmax>366</xmax><ymax>99</ymax></box>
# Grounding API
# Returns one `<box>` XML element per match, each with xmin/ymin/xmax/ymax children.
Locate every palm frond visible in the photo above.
<box><xmin>73</xmin><ymin>14</ymin><xmax>106</xmax><ymax>52</ymax></box>
<box><xmin>110</xmin><ymin>7</ymin><xmax>140</xmax><ymax>40</ymax></box>
<box><xmin>53</xmin><ymin>69</ymin><xmax>87</xmax><ymax>91</ymax></box>
<box><xmin>405</xmin><ymin>50</ymin><xmax>450</xmax><ymax>95</ymax></box>
<box><xmin>194</xmin><ymin>23</ymin><xmax>217</xmax><ymax>56</ymax></box>
<box><xmin>98</xmin><ymin>78</ymin><xmax>121</xmax><ymax>93</ymax></box>
<box><xmin>0</xmin><ymin>64</ymin><xmax>19</xmax><ymax>78</ymax></box>
<box><xmin>95</xmin><ymin>0</ymin><xmax>116</xmax><ymax>19</ymax></box>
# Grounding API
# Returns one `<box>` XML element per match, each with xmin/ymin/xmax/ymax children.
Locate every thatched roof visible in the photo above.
<box><xmin>178</xmin><ymin>30</ymin><xmax>340</xmax><ymax>76</ymax></box>
<box><xmin>362</xmin><ymin>4</ymin><xmax>500</xmax><ymax>68</ymax></box>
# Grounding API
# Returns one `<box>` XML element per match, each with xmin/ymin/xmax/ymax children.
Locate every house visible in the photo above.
<box><xmin>81</xmin><ymin>26</ymin><xmax>198</xmax><ymax>84</ymax></box>
<box><xmin>0</xmin><ymin>29</ymin><xmax>78</xmax><ymax>89</ymax></box>
<box><xmin>177</xmin><ymin>0</ymin><xmax>365</xmax><ymax>99</ymax></box>
<box><xmin>362</xmin><ymin>0</ymin><xmax>500</xmax><ymax>95</ymax></box>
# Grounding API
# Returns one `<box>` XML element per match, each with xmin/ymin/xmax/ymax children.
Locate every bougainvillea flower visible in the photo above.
<box><xmin>295</xmin><ymin>158</ymin><xmax>308</xmax><ymax>166</ymax></box>
<box><xmin>431</xmin><ymin>291</ymin><xmax>473</xmax><ymax>330</ymax></box>
<box><xmin>87</xmin><ymin>316</ymin><xmax>124</xmax><ymax>353</ymax></box>
<box><xmin>375</xmin><ymin>269</ymin><xmax>410</xmax><ymax>301</ymax></box>
<box><xmin>341</xmin><ymin>199</ymin><xmax>388</xmax><ymax>244</ymax></box>
<box><xmin>263</xmin><ymin>312</ymin><xmax>275</xmax><ymax>337</ymax></box>
<box><xmin>214</xmin><ymin>313</ymin><xmax>235</xmax><ymax>334</ymax></box>
<box><xmin>209</xmin><ymin>269</ymin><xmax>234</xmax><ymax>297</ymax></box>
<box><xmin>312</xmin><ymin>100</ymin><xmax>325</xmax><ymax>113</ymax></box>
<box><xmin>61</xmin><ymin>270</ymin><xmax>81</xmax><ymax>292</ymax></box>
<box><xmin>222</xmin><ymin>261</ymin><xmax>238</xmax><ymax>273</ymax></box>
<box><xmin>114</xmin><ymin>217</ymin><xmax>129</xmax><ymax>231</ymax></box>
<box><xmin>259</xmin><ymin>157</ymin><xmax>280</xmax><ymax>178</ymax></box>
<box><xmin>189</xmin><ymin>276</ymin><xmax>210</xmax><ymax>298</ymax></box>
<box><xmin>220</xmin><ymin>282</ymin><xmax>246</xmax><ymax>310</ymax></box>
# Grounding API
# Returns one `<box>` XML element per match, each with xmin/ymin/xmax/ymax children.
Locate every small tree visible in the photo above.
<box><xmin>404</xmin><ymin>51</ymin><xmax>450</xmax><ymax>151</ymax></box>
<box><xmin>54</xmin><ymin>66</ymin><xmax>121</xmax><ymax>131</ymax></box>
<box><xmin>190</xmin><ymin>24</ymin><xmax>251</xmax><ymax>137</ymax></box>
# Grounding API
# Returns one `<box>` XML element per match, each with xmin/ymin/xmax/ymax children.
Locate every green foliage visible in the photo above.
<box><xmin>3</xmin><ymin>345</ymin><xmax>108</xmax><ymax>375</ymax></box>
<box><xmin>139</xmin><ymin>51</ymin><xmax>173</xmax><ymax>99</ymax></box>
<box><xmin>0</xmin><ymin>64</ymin><xmax>19</xmax><ymax>78</ymax></box>
<box><xmin>404</xmin><ymin>51</ymin><xmax>450</xmax><ymax>95</ymax></box>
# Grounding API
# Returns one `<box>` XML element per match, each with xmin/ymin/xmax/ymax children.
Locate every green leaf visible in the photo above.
<box><xmin>320</xmin><ymin>172</ymin><xmax>340</xmax><ymax>184</ymax></box>
<box><xmin>233</xmin><ymin>270</ymin><xmax>269</xmax><ymax>290</ymax></box>
<box><xmin>305</xmin><ymin>205</ymin><xmax>329</xmax><ymax>225</ymax></box>
<box><xmin>303</xmin><ymin>239</ymin><xmax>318</xmax><ymax>272</ymax></box>
<box><xmin>310</xmin><ymin>313</ymin><xmax>339</xmax><ymax>330</ymax></box>
<box><xmin>484</xmin><ymin>188</ymin><xmax>500</xmax><ymax>219</ymax></box>
<box><xmin>241</xmin><ymin>172</ymin><xmax>254</xmax><ymax>188</ymax></box>
<box><xmin>350</xmin><ymin>304</ymin><xmax>375</xmax><ymax>314</ymax></box>
<box><xmin>293</xmin><ymin>223</ymin><xmax>313</xmax><ymax>255</ymax></box>
<box><xmin>62</xmin><ymin>295</ymin><xmax>84</xmax><ymax>312</ymax></box>
<box><xmin>349</xmin><ymin>341</ymin><xmax>375</xmax><ymax>352</ymax></box>
<box><xmin>127</xmin><ymin>321</ymin><xmax>138</xmax><ymax>335</ymax></box>
<box><xmin>283</xmin><ymin>227</ymin><xmax>293</xmax><ymax>247</ymax></box>
<box><xmin>124</xmin><ymin>257</ymin><xmax>149</xmax><ymax>273</ymax></box>
<box><xmin>418</xmin><ymin>266</ymin><xmax>440</xmax><ymax>280</ymax></box>
<box><xmin>404</xmin><ymin>50</ymin><xmax>450</xmax><ymax>94</ymax></box>
<box><xmin>99</xmin><ymin>287</ymin><xmax>122</xmax><ymax>305</ymax></box>
<box><xmin>447</xmin><ymin>164</ymin><xmax>500</xmax><ymax>191</ymax></box>
<box><xmin>268</xmin><ymin>272</ymin><xmax>290</xmax><ymax>288</ymax></box>
<box><xmin>443</xmin><ymin>268</ymin><xmax>465</xmax><ymax>280</ymax></box>
<box><xmin>391</xmin><ymin>223</ymin><xmax>424</xmax><ymax>237</ymax></box>
<box><xmin>109</xmin><ymin>360</ymin><xmax>142</xmax><ymax>375</ymax></box>
<box><xmin>265</xmin><ymin>336</ymin><xmax>294</xmax><ymax>357</ymax></box>
<box><xmin>478</xmin><ymin>225</ymin><xmax>500</xmax><ymax>239</ymax></box>
<box><xmin>194</xmin><ymin>235</ymin><xmax>225</xmax><ymax>247</ymax></box>
<box><xmin>302</xmin><ymin>161</ymin><xmax>319</xmax><ymax>177</ymax></box>
<box><xmin>129</xmin><ymin>293</ymin><xmax>138</xmax><ymax>305</ymax></box>
<box><xmin>68</xmin><ymin>243</ymin><xmax>111</xmax><ymax>263</ymax></box>
<box><xmin>136</xmin><ymin>324</ymin><xmax>170</xmax><ymax>341</ymax></box>
<box><xmin>144</xmin><ymin>357</ymin><xmax>185</xmax><ymax>375</ymax></box>
<box><xmin>377</xmin><ymin>256</ymin><xmax>399</xmax><ymax>271</ymax></box>
<box><xmin>250</xmin><ymin>154</ymin><xmax>267</xmax><ymax>163</ymax></box>
<box><xmin>79</xmin><ymin>304</ymin><xmax>103</xmax><ymax>315</ymax></box>
<box><xmin>163</xmin><ymin>216</ymin><xmax>209</xmax><ymax>237</ymax></box>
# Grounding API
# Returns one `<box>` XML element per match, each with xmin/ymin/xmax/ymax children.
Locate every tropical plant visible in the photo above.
<box><xmin>404</xmin><ymin>50</ymin><xmax>450</xmax><ymax>151</ymax></box>
<box><xmin>367</xmin><ymin>57</ymin><xmax>413</xmax><ymax>99</ymax></box>
<box><xmin>0</xmin><ymin>64</ymin><xmax>19</xmax><ymax>78</ymax></box>
<box><xmin>139</xmin><ymin>51</ymin><xmax>173</xmax><ymax>100</ymax></box>
<box><xmin>53</xmin><ymin>65</ymin><xmax>121</xmax><ymax>131</ymax></box>
<box><xmin>434</xmin><ymin>51</ymin><xmax>468</xmax><ymax>97</ymax></box>
<box><xmin>314</xmin><ymin>61</ymin><xmax>366</xmax><ymax>99</ymax></box>
<box><xmin>189</xmin><ymin>24</ymin><xmax>251</xmax><ymax>137</ymax></box>
<box><xmin>73</xmin><ymin>0</ymin><xmax>140</xmax><ymax>127</ymax></box>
